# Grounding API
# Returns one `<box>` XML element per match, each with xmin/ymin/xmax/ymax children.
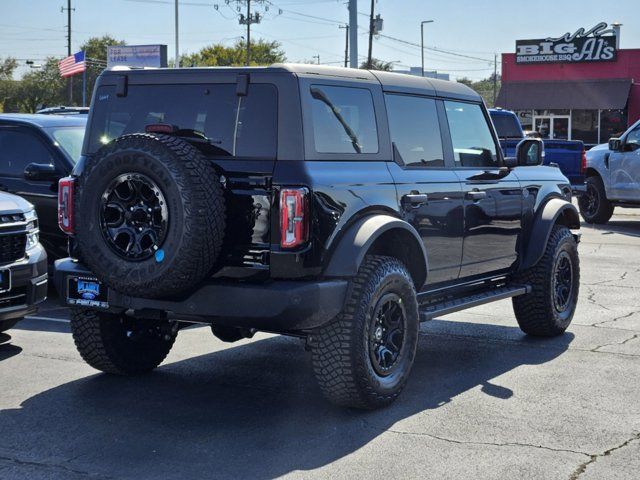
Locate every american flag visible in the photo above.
<box><xmin>58</xmin><ymin>51</ymin><xmax>86</xmax><ymax>77</ymax></box>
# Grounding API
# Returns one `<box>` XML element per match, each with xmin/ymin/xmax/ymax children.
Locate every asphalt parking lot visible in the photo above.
<box><xmin>0</xmin><ymin>210</ymin><xmax>639</xmax><ymax>480</ymax></box>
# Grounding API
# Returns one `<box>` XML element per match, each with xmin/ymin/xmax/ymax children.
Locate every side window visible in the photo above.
<box><xmin>0</xmin><ymin>128</ymin><xmax>54</xmax><ymax>177</ymax></box>
<box><xmin>444</xmin><ymin>101</ymin><xmax>499</xmax><ymax>168</ymax></box>
<box><xmin>626</xmin><ymin>125</ymin><xmax>640</xmax><ymax>146</ymax></box>
<box><xmin>309</xmin><ymin>85</ymin><xmax>378</xmax><ymax>154</ymax></box>
<box><xmin>385</xmin><ymin>94</ymin><xmax>444</xmax><ymax>167</ymax></box>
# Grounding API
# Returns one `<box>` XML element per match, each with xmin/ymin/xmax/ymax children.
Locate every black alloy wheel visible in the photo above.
<box><xmin>552</xmin><ymin>251</ymin><xmax>574</xmax><ymax>314</ymax></box>
<box><xmin>368</xmin><ymin>293</ymin><xmax>407</xmax><ymax>376</ymax></box>
<box><xmin>100</xmin><ymin>173</ymin><xmax>169</xmax><ymax>261</ymax></box>
<box><xmin>581</xmin><ymin>182</ymin><xmax>599</xmax><ymax>218</ymax></box>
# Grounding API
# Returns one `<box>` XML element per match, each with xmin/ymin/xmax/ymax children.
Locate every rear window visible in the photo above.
<box><xmin>490</xmin><ymin>112</ymin><xmax>523</xmax><ymax>139</ymax></box>
<box><xmin>88</xmin><ymin>83</ymin><xmax>277</xmax><ymax>158</ymax></box>
<box><xmin>309</xmin><ymin>85</ymin><xmax>378</xmax><ymax>154</ymax></box>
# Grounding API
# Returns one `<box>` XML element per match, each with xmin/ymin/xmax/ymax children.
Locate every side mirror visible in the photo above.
<box><xmin>514</xmin><ymin>138</ymin><xmax>544</xmax><ymax>166</ymax></box>
<box><xmin>24</xmin><ymin>163</ymin><xmax>60</xmax><ymax>182</ymax></box>
<box><xmin>608</xmin><ymin>138</ymin><xmax>622</xmax><ymax>151</ymax></box>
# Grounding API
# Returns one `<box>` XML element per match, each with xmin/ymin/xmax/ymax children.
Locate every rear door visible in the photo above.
<box><xmin>443</xmin><ymin>100</ymin><xmax>522</xmax><ymax>279</ymax></box>
<box><xmin>0</xmin><ymin>125</ymin><xmax>67</xmax><ymax>258</ymax></box>
<box><xmin>609</xmin><ymin>122</ymin><xmax>640</xmax><ymax>201</ymax></box>
<box><xmin>385</xmin><ymin>94</ymin><xmax>464</xmax><ymax>286</ymax></box>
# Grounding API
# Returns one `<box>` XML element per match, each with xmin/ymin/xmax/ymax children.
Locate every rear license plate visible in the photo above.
<box><xmin>0</xmin><ymin>269</ymin><xmax>11</xmax><ymax>293</ymax></box>
<box><xmin>67</xmin><ymin>276</ymin><xmax>109</xmax><ymax>308</ymax></box>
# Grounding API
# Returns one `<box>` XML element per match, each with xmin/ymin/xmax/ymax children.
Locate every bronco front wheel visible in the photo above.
<box><xmin>310</xmin><ymin>255</ymin><xmax>419</xmax><ymax>409</ymax></box>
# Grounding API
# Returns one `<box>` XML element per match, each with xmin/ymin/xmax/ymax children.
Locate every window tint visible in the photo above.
<box><xmin>385</xmin><ymin>94</ymin><xmax>443</xmax><ymax>167</ymax></box>
<box><xmin>489</xmin><ymin>113</ymin><xmax>523</xmax><ymax>139</ymax></box>
<box><xmin>0</xmin><ymin>128</ymin><xmax>54</xmax><ymax>177</ymax></box>
<box><xmin>444</xmin><ymin>101</ymin><xmax>499</xmax><ymax>168</ymax></box>
<box><xmin>88</xmin><ymin>84</ymin><xmax>277</xmax><ymax>158</ymax></box>
<box><xmin>309</xmin><ymin>85</ymin><xmax>378</xmax><ymax>154</ymax></box>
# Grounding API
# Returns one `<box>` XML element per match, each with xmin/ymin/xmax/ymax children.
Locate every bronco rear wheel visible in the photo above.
<box><xmin>74</xmin><ymin>133</ymin><xmax>225</xmax><ymax>298</ymax></box>
<box><xmin>70</xmin><ymin>308</ymin><xmax>177</xmax><ymax>375</ymax></box>
<box><xmin>310</xmin><ymin>255</ymin><xmax>419</xmax><ymax>409</ymax></box>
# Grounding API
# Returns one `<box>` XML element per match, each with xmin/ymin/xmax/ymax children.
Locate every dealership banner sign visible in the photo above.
<box><xmin>516</xmin><ymin>22</ymin><xmax>617</xmax><ymax>64</ymax></box>
<box><xmin>107</xmin><ymin>45</ymin><xmax>168</xmax><ymax>68</ymax></box>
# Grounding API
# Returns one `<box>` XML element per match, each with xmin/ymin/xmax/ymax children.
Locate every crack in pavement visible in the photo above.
<box><xmin>586</xmin><ymin>288</ymin><xmax>611</xmax><ymax>311</ymax></box>
<box><xmin>362</xmin><ymin>421</ymin><xmax>590</xmax><ymax>457</ymax></box>
<box><xmin>0</xmin><ymin>454</ymin><xmax>112</xmax><ymax>479</ymax></box>
<box><xmin>591</xmin><ymin>333</ymin><xmax>640</xmax><ymax>353</ymax></box>
<box><xmin>568</xmin><ymin>433</ymin><xmax>640</xmax><ymax>480</ymax></box>
<box><xmin>591</xmin><ymin>311</ymin><xmax>637</xmax><ymax>328</ymax></box>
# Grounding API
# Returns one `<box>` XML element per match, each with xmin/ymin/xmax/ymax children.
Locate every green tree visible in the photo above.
<box><xmin>456</xmin><ymin>74</ymin><xmax>501</xmax><ymax>107</ymax></box>
<box><xmin>181</xmin><ymin>39</ymin><xmax>285</xmax><ymax>67</ymax></box>
<box><xmin>73</xmin><ymin>35</ymin><xmax>126</xmax><ymax>106</ymax></box>
<box><xmin>360</xmin><ymin>58</ymin><xmax>394</xmax><ymax>71</ymax></box>
<box><xmin>13</xmin><ymin>57</ymin><xmax>66</xmax><ymax>112</ymax></box>
<box><xmin>0</xmin><ymin>57</ymin><xmax>18</xmax><ymax>112</ymax></box>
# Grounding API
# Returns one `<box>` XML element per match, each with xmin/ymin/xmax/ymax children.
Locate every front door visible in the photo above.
<box><xmin>385</xmin><ymin>93</ymin><xmax>464</xmax><ymax>286</ymax></box>
<box><xmin>442</xmin><ymin>100</ymin><xmax>523</xmax><ymax>279</ymax></box>
<box><xmin>533</xmin><ymin>116</ymin><xmax>570</xmax><ymax>140</ymax></box>
<box><xmin>0</xmin><ymin>126</ymin><xmax>64</xmax><ymax>258</ymax></box>
<box><xmin>609</xmin><ymin>122</ymin><xmax>640</xmax><ymax>201</ymax></box>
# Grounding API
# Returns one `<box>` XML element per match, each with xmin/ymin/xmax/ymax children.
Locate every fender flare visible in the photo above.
<box><xmin>520</xmin><ymin>197</ymin><xmax>580</xmax><ymax>270</ymax></box>
<box><xmin>323</xmin><ymin>214</ymin><xmax>429</xmax><ymax>288</ymax></box>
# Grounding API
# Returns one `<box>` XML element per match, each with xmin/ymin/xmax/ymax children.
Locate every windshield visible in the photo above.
<box><xmin>46</xmin><ymin>126</ymin><xmax>85</xmax><ymax>163</ymax></box>
<box><xmin>490</xmin><ymin>113</ymin><xmax>523</xmax><ymax>139</ymax></box>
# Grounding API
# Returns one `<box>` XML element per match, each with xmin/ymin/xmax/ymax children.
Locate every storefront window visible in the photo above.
<box><xmin>534</xmin><ymin>109</ymin><xmax>570</xmax><ymax>116</ymax></box>
<box><xmin>572</xmin><ymin>110</ymin><xmax>599</xmax><ymax>145</ymax></box>
<box><xmin>515</xmin><ymin>110</ymin><xmax>532</xmax><ymax>130</ymax></box>
<box><xmin>600</xmin><ymin>110</ymin><xmax>628</xmax><ymax>144</ymax></box>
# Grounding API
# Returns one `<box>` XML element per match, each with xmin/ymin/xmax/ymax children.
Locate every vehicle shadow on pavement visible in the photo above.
<box><xmin>0</xmin><ymin>334</ymin><xmax>21</xmax><ymax>361</ymax></box>
<box><xmin>0</xmin><ymin>321</ymin><xmax>573</xmax><ymax>480</ymax></box>
<box><xmin>582</xmin><ymin>219</ymin><xmax>640</xmax><ymax>238</ymax></box>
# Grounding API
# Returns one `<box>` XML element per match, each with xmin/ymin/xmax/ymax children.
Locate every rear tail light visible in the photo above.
<box><xmin>581</xmin><ymin>149</ymin><xmax>587</xmax><ymax>174</ymax></box>
<box><xmin>58</xmin><ymin>176</ymin><xmax>76</xmax><ymax>235</ymax></box>
<box><xmin>280</xmin><ymin>187</ymin><xmax>309</xmax><ymax>249</ymax></box>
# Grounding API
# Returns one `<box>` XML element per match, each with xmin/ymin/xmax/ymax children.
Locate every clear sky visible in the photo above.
<box><xmin>1</xmin><ymin>0</ymin><xmax>638</xmax><ymax>80</ymax></box>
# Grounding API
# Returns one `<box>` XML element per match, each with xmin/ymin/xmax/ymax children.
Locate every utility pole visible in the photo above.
<box><xmin>348</xmin><ymin>0</ymin><xmax>358</xmax><ymax>68</ymax></box>
<box><xmin>493</xmin><ymin>53</ymin><xmax>497</xmax><ymax>106</ymax></box>
<box><xmin>174</xmin><ymin>0</ymin><xmax>179</xmax><ymax>67</ymax></box>
<box><xmin>339</xmin><ymin>24</ymin><xmax>349</xmax><ymax>67</ymax></box>
<box><xmin>237</xmin><ymin>0</ymin><xmax>261</xmax><ymax>65</ymax></box>
<box><xmin>366</xmin><ymin>0</ymin><xmax>374</xmax><ymax>68</ymax></box>
<box><xmin>313</xmin><ymin>54</ymin><xmax>320</xmax><ymax>65</ymax></box>
<box><xmin>61</xmin><ymin>0</ymin><xmax>74</xmax><ymax>104</ymax></box>
<box><xmin>420</xmin><ymin>20</ymin><xmax>434</xmax><ymax>77</ymax></box>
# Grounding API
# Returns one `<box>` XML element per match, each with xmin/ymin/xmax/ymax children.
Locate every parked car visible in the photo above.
<box><xmin>0</xmin><ymin>191</ymin><xmax>47</xmax><ymax>332</ymax></box>
<box><xmin>0</xmin><ymin>114</ymin><xmax>86</xmax><ymax>261</ymax></box>
<box><xmin>489</xmin><ymin>109</ymin><xmax>586</xmax><ymax>188</ymax></box>
<box><xmin>36</xmin><ymin>106</ymin><xmax>89</xmax><ymax>116</ymax></box>
<box><xmin>54</xmin><ymin>65</ymin><xmax>580</xmax><ymax>409</ymax></box>
<box><xmin>578</xmin><ymin>119</ymin><xmax>640</xmax><ymax>224</ymax></box>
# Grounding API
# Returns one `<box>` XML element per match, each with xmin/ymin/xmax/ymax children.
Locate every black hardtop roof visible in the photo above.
<box><xmin>0</xmin><ymin>113</ymin><xmax>87</xmax><ymax>128</ymax></box>
<box><xmin>101</xmin><ymin>63</ymin><xmax>481</xmax><ymax>102</ymax></box>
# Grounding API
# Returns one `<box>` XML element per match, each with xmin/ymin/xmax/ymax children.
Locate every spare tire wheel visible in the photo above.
<box><xmin>75</xmin><ymin>133</ymin><xmax>225</xmax><ymax>298</ymax></box>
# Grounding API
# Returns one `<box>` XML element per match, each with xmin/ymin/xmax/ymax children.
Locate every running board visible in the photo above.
<box><xmin>419</xmin><ymin>285</ymin><xmax>531</xmax><ymax>322</ymax></box>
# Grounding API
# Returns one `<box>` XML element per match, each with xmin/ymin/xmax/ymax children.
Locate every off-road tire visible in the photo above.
<box><xmin>310</xmin><ymin>255</ymin><xmax>419</xmax><ymax>409</ymax></box>
<box><xmin>512</xmin><ymin>226</ymin><xmax>579</xmax><ymax>337</ymax></box>
<box><xmin>0</xmin><ymin>318</ymin><xmax>20</xmax><ymax>333</ymax></box>
<box><xmin>579</xmin><ymin>175</ymin><xmax>614</xmax><ymax>224</ymax></box>
<box><xmin>75</xmin><ymin>133</ymin><xmax>225</xmax><ymax>298</ymax></box>
<box><xmin>70</xmin><ymin>308</ymin><xmax>177</xmax><ymax>375</ymax></box>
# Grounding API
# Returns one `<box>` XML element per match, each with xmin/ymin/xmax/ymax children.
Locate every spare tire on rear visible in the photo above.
<box><xmin>75</xmin><ymin>133</ymin><xmax>225</xmax><ymax>298</ymax></box>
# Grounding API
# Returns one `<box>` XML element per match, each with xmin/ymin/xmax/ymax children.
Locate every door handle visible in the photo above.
<box><xmin>402</xmin><ymin>193</ymin><xmax>429</xmax><ymax>207</ymax></box>
<box><xmin>466</xmin><ymin>190</ymin><xmax>487</xmax><ymax>201</ymax></box>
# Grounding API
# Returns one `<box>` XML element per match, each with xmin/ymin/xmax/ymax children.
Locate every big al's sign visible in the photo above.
<box><xmin>516</xmin><ymin>22</ymin><xmax>617</xmax><ymax>64</ymax></box>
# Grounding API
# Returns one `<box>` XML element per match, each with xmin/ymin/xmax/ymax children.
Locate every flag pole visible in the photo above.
<box><xmin>82</xmin><ymin>52</ymin><xmax>86</xmax><ymax>107</ymax></box>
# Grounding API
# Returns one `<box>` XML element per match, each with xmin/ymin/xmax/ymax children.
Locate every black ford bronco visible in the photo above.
<box><xmin>54</xmin><ymin>64</ymin><xmax>580</xmax><ymax>409</ymax></box>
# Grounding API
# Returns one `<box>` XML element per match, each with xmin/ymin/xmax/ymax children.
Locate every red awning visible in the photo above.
<box><xmin>496</xmin><ymin>78</ymin><xmax>632</xmax><ymax>110</ymax></box>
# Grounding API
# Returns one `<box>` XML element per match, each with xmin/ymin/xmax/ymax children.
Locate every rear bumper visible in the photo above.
<box><xmin>0</xmin><ymin>244</ymin><xmax>48</xmax><ymax>322</ymax></box>
<box><xmin>54</xmin><ymin>258</ymin><xmax>348</xmax><ymax>332</ymax></box>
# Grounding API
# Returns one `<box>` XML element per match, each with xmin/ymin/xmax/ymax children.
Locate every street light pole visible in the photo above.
<box><xmin>421</xmin><ymin>20</ymin><xmax>433</xmax><ymax>77</ymax></box>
